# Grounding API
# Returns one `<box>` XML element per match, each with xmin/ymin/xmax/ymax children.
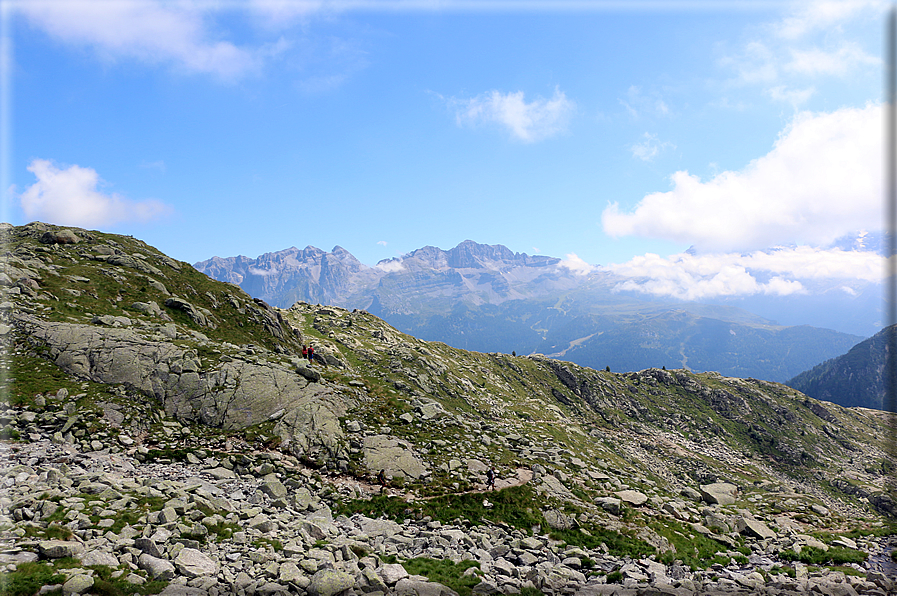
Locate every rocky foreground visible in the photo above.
<box><xmin>1</xmin><ymin>414</ymin><xmax>894</xmax><ymax>596</ymax></box>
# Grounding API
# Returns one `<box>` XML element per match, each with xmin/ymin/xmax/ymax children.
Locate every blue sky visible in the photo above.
<box><xmin>1</xmin><ymin>0</ymin><xmax>887</xmax><ymax>305</ymax></box>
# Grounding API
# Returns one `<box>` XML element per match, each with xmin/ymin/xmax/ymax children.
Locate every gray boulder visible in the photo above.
<box><xmin>394</xmin><ymin>578</ymin><xmax>460</xmax><ymax>596</ymax></box>
<box><xmin>736</xmin><ymin>516</ymin><xmax>777</xmax><ymax>540</ymax></box>
<box><xmin>138</xmin><ymin>553</ymin><xmax>176</xmax><ymax>580</ymax></box>
<box><xmin>615</xmin><ymin>490</ymin><xmax>648</xmax><ymax>506</ymax></box>
<box><xmin>363</xmin><ymin>435</ymin><xmax>428</xmax><ymax>479</ymax></box>
<box><xmin>40</xmin><ymin>229</ymin><xmax>80</xmax><ymax>244</ymax></box>
<box><xmin>174</xmin><ymin>548</ymin><xmax>219</xmax><ymax>578</ymax></box>
<box><xmin>62</xmin><ymin>574</ymin><xmax>93</xmax><ymax>596</ymax></box>
<box><xmin>700</xmin><ymin>482</ymin><xmax>738</xmax><ymax>505</ymax></box>
<box><xmin>308</xmin><ymin>569</ymin><xmax>355</xmax><ymax>596</ymax></box>
<box><xmin>38</xmin><ymin>540</ymin><xmax>84</xmax><ymax>559</ymax></box>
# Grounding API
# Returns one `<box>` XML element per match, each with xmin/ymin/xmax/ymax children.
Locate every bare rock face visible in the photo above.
<box><xmin>174</xmin><ymin>548</ymin><xmax>219</xmax><ymax>578</ymax></box>
<box><xmin>15</xmin><ymin>312</ymin><xmax>351</xmax><ymax>463</ymax></box>
<box><xmin>362</xmin><ymin>435</ymin><xmax>428</xmax><ymax>479</ymax></box>
<box><xmin>700</xmin><ymin>482</ymin><xmax>738</xmax><ymax>506</ymax></box>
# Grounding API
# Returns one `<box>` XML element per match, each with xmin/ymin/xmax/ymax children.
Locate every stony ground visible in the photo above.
<box><xmin>0</xmin><ymin>412</ymin><xmax>895</xmax><ymax>596</ymax></box>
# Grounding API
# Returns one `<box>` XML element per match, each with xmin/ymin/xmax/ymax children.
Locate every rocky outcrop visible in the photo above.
<box><xmin>15</xmin><ymin>313</ymin><xmax>351</xmax><ymax>461</ymax></box>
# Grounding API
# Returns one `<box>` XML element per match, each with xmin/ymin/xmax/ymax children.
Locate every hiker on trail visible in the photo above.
<box><xmin>487</xmin><ymin>467</ymin><xmax>496</xmax><ymax>491</ymax></box>
<box><xmin>301</xmin><ymin>345</ymin><xmax>308</xmax><ymax>360</ymax></box>
<box><xmin>308</xmin><ymin>345</ymin><xmax>315</xmax><ymax>364</ymax></box>
<box><xmin>377</xmin><ymin>469</ymin><xmax>387</xmax><ymax>490</ymax></box>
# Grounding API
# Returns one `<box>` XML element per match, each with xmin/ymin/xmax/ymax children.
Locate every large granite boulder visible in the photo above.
<box><xmin>363</xmin><ymin>435</ymin><xmax>428</xmax><ymax>479</ymax></box>
<box><xmin>700</xmin><ymin>482</ymin><xmax>738</xmax><ymax>506</ymax></box>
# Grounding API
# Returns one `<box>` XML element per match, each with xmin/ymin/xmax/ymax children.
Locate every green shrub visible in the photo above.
<box><xmin>606</xmin><ymin>570</ymin><xmax>623</xmax><ymax>583</ymax></box>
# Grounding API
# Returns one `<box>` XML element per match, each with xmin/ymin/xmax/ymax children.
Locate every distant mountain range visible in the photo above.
<box><xmin>195</xmin><ymin>240</ymin><xmax>865</xmax><ymax>382</ymax></box>
<box><xmin>787</xmin><ymin>325</ymin><xmax>894</xmax><ymax>411</ymax></box>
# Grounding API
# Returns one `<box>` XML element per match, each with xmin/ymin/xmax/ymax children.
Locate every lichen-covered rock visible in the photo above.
<box><xmin>38</xmin><ymin>540</ymin><xmax>84</xmax><ymax>559</ymax></box>
<box><xmin>700</xmin><ymin>482</ymin><xmax>738</xmax><ymax>506</ymax></box>
<box><xmin>308</xmin><ymin>569</ymin><xmax>354</xmax><ymax>596</ymax></box>
<box><xmin>362</xmin><ymin>434</ymin><xmax>428</xmax><ymax>479</ymax></box>
<box><xmin>174</xmin><ymin>547</ymin><xmax>219</xmax><ymax>577</ymax></box>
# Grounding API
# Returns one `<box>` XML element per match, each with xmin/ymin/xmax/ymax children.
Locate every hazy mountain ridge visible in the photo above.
<box><xmin>787</xmin><ymin>326</ymin><xmax>893</xmax><ymax>411</ymax></box>
<box><xmin>195</xmin><ymin>241</ymin><xmax>864</xmax><ymax>382</ymax></box>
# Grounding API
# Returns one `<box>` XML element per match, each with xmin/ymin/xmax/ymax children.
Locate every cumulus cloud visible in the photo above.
<box><xmin>450</xmin><ymin>87</ymin><xmax>574</xmax><ymax>143</ymax></box>
<box><xmin>559</xmin><ymin>253</ymin><xmax>594</xmax><ymax>276</ymax></box>
<box><xmin>19</xmin><ymin>159</ymin><xmax>172</xmax><ymax>228</ymax></box>
<box><xmin>375</xmin><ymin>258</ymin><xmax>405</xmax><ymax>273</ymax></box>
<box><xmin>605</xmin><ymin>245</ymin><xmax>881</xmax><ymax>301</ymax></box>
<box><xmin>17</xmin><ymin>0</ymin><xmax>261</xmax><ymax>79</ymax></box>
<box><xmin>602</xmin><ymin>104</ymin><xmax>880</xmax><ymax>253</ymax></box>
<box><xmin>630</xmin><ymin>133</ymin><xmax>674</xmax><ymax>162</ymax></box>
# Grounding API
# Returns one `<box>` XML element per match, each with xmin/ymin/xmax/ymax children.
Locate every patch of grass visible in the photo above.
<box><xmin>205</xmin><ymin>520</ymin><xmax>241</xmax><ymax>541</ymax></box>
<box><xmin>780</xmin><ymin>546</ymin><xmax>867</xmax><ymax>566</ymax></box>
<box><xmin>0</xmin><ymin>562</ymin><xmax>65</xmax><ymax>596</ymax></box>
<box><xmin>606</xmin><ymin>570</ymin><xmax>623</xmax><ymax>583</ymax></box>
<box><xmin>22</xmin><ymin>523</ymin><xmax>73</xmax><ymax>541</ymax></box>
<box><xmin>335</xmin><ymin>494</ymin><xmax>421</xmax><ymax>522</ymax></box>
<box><xmin>87</xmin><ymin>565</ymin><xmax>167</xmax><ymax>596</ymax></box>
<box><xmin>251</xmin><ymin>537</ymin><xmax>283</xmax><ymax>552</ymax></box>
<box><xmin>402</xmin><ymin>558</ymin><xmax>481</xmax><ymax>596</ymax></box>
<box><xmin>829</xmin><ymin>565</ymin><xmax>865</xmax><ymax>577</ymax></box>
<box><xmin>422</xmin><ymin>484</ymin><xmax>545</xmax><ymax>530</ymax></box>
<box><xmin>550</xmin><ymin>526</ymin><xmax>653</xmax><ymax>560</ymax></box>
<box><xmin>770</xmin><ymin>564</ymin><xmax>796</xmax><ymax>578</ymax></box>
<box><xmin>649</xmin><ymin>519</ymin><xmax>737</xmax><ymax>570</ymax></box>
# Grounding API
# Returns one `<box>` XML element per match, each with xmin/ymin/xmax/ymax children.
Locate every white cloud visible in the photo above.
<box><xmin>17</xmin><ymin>0</ymin><xmax>260</xmax><ymax>79</ymax></box>
<box><xmin>630</xmin><ymin>133</ymin><xmax>674</xmax><ymax>162</ymax></box>
<box><xmin>19</xmin><ymin>159</ymin><xmax>172</xmax><ymax>228</ymax></box>
<box><xmin>774</xmin><ymin>0</ymin><xmax>885</xmax><ymax>40</ymax></box>
<box><xmin>249</xmin><ymin>266</ymin><xmax>279</xmax><ymax>276</ymax></box>
<box><xmin>719</xmin><ymin>1</ymin><xmax>883</xmax><ymax>100</ymax></box>
<box><xmin>766</xmin><ymin>85</ymin><xmax>815</xmax><ymax>108</ymax></box>
<box><xmin>785</xmin><ymin>43</ymin><xmax>878</xmax><ymax>76</ymax></box>
<box><xmin>450</xmin><ymin>87</ymin><xmax>574</xmax><ymax>143</ymax></box>
<box><xmin>377</xmin><ymin>240</ymin><xmax>388</xmax><ymax>246</ymax></box>
<box><xmin>619</xmin><ymin>85</ymin><xmax>670</xmax><ymax>119</ymax></box>
<box><xmin>139</xmin><ymin>160</ymin><xmax>166</xmax><ymax>173</ymax></box>
<box><xmin>375</xmin><ymin>258</ymin><xmax>405</xmax><ymax>273</ymax></box>
<box><xmin>605</xmin><ymin>245</ymin><xmax>881</xmax><ymax>301</ymax></box>
<box><xmin>558</xmin><ymin>253</ymin><xmax>594</xmax><ymax>276</ymax></box>
<box><xmin>602</xmin><ymin>104</ymin><xmax>880</xmax><ymax>253</ymax></box>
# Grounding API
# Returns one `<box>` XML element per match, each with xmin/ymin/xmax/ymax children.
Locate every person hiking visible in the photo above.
<box><xmin>377</xmin><ymin>469</ymin><xmax>387</xmax><ymax>491</ymax></box>
<box><xmin>486</xmin><ymin>467</ymin><xmax>496</xmax><ymax>491</ymax></box>
<box><xmin>301</xmin><ymin>345</ymin><xmax>308</xmax><ymax>360</ymax></box>
<box><xmin>308</xmin><ymin>345</ymin><xmax>315</xmax><ymax>364</ymax></box>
